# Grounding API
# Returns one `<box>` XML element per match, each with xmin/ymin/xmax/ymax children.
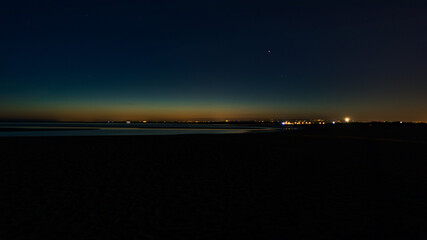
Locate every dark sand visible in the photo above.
<box><xmin>2</xmin><ymin>124</ymin><xmax>427</xmax><ymax>239</ymax></box>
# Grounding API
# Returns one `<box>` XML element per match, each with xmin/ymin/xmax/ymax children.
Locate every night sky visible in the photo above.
<box><xmin>1</xmin><ymin>0</ymin><xmax>427</xmax><ymax>122</ymax></box>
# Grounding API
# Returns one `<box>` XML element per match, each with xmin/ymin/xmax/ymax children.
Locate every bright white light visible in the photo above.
<box><xmin>400</xmin><ymin>121</ymin><xmax>403</xmax><ymax>124</ymax></box>
<box><xmin>282</xmin><ymin>122</ymin><xmax>285</xmax><ymax>125</ymax></box>
<box><xmin>332</xmin><ymin>121</ymin><xmax>335</xmax><ymax>124</ymax></box>
<box><xmin>345</xmin><ymin>117</ymin><xmax>350</xmax><ymax>123</ymax></box>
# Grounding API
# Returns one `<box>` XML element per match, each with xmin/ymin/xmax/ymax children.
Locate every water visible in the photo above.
<box><xmin>0</xmin><ymin>122</ymin><xmax>276</xmax><ymax>136</ymax></box>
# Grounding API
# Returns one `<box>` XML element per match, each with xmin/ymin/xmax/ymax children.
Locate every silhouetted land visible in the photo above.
<box><xmin>2</xmin><ymin>124</ymin><xmax>427</xmax><ymax>239</ymax></box>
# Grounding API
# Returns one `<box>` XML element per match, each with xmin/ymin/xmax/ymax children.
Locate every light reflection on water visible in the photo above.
<box><xmin>0</xmin><ymin>122</ymin><xmax>278</xmax><ymax>136</ymax></box>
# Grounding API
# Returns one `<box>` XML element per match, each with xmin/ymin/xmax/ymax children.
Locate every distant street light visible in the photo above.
<box><xmin>345</xmin><ymin>117</ymin><xmax>350</xmax><ymax>123</ymax></box>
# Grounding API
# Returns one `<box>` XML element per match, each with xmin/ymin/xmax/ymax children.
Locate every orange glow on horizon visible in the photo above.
<box><xmin>1</xmin><ymin>104</ymin><xmax>426</xmax><ymax>122</ymax></box>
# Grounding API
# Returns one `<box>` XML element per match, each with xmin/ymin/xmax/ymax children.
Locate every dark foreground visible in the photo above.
<box><xmin>2</xmin><ymin>125</ymin><xmax>427</xmax><ymax>239</ymax></box>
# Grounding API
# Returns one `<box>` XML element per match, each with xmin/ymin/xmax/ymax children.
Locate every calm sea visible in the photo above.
<box><xmin>0</xmin><ymin>122</ymin><xmax>277</xmax><ymax>136</ymax></box>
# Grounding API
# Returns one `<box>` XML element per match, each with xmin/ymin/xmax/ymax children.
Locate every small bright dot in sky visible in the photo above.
<box><xmin>1</xmin><ymin>2</ymin><xmax>427</xmax><ymax>122</ymax></box>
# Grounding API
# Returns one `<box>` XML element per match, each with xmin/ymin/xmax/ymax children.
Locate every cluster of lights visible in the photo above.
<box><xmin>280</xmin><ymin>117</ymin><xmax>351</xmax><ymax>125</ymax></box>
<box><xmin>281</xmin><ymin>121</ymin><xmax>325</xmax><ymax>125</ymax></box>
<box><xmin>108</xmin><ymin>117</ymin><xmax>357</xmax><ymax>125</ymax></box>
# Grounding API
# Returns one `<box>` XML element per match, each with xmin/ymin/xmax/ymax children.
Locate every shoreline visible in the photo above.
<box><xmin>0</xmin><ymin>126</ymin><xmax>280</xmax><ymax>137</ymax></box>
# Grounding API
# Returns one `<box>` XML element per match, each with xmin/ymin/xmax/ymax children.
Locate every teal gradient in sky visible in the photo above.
<box><xmin>1</xmin><ymin>0</ymin><xmax>427</xmax><ymax>122</ymax></box>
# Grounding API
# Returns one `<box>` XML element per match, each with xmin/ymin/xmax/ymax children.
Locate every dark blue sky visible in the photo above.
<box><xmin>1</xmin><ymin>0</ymin><xmax>427</xmax><ymax>121</ymax></box>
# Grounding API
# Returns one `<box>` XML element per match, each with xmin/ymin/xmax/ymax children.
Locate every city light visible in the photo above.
<box><xmin>345</xmin><ymin>117</ymin><xmax>350</xmax><ymax>123</ymax></box>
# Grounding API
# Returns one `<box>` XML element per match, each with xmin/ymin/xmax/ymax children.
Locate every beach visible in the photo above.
<box><xmin>2</xmin><ymin>124</ymin><xmax>427</xmax><ymax>239</ymax></box>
